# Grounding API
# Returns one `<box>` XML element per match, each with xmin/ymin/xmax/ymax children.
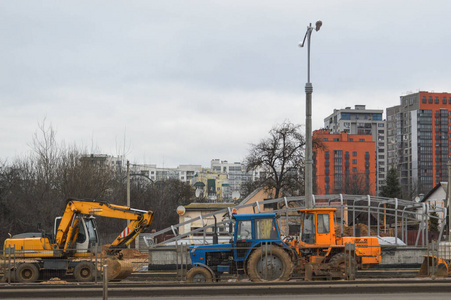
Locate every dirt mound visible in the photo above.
<box><xmin>335</xmin><ymin>223</ymin><xmax>381</xmax><ymax>237</ymax></box>
<box><xmin>41</xmin><ymin>277</ymin><xmax>69</xmax><ymax>284</ymax></box>
<box><xmin>120</xmin><ymin>249</ymin><xmax>147</xmax><ymax>259</ymax></box>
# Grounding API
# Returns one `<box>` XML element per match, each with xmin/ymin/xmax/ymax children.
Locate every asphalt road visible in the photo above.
<box><xmin>7</xmin><ymin>294</ymin><xmax>451</xmax><ymax>300</ymax></box>
<box><xmin>2</xmin><ymin>279</ymin><xmax>451</xmax><ymax>299</ymax></box>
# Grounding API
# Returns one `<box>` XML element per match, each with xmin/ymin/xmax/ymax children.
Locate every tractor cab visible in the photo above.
<box><xmin>232</xmin><ymin>213</ymin><xmax>283</xmax><ymax>260</ymax></box>
<box><xmin>299</xmin><ymin>208</ymin><xmax>337</xmax><ymax>248</ymax></box>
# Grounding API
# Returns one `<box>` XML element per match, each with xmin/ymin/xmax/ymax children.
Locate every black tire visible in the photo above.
<box><xmin>16</xmin><ymin>263</ymin><xmax>39</xmax><ymax>283</ymax></box>
<box><xmin>186</xmin><ymin>266</ymin><xmax>214</xmax><ymax>283</ymax></box>
<box><xmin>74</xmin><ymin>262</ymin><xmax>95</xmax><ymax>282</ymax></box>
<box><xmin>246</xmin><ymin>245</ymin><xmax>293</xmax><ymax>282</ymax></box>
<box><xmin>329</xmin><ymin>253</ymin><xmax>357</xmax><ymax>278</ymax></box>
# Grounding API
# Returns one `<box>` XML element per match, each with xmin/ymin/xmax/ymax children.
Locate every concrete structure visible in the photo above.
<box><xmin>324</xmin><ymin>105</ymin><xmax>386</xmax><ymax>195</ymax></box>
<box><xmin>313</xmin><ymin>130</ymin><xmax>376</xmax><ymax>195</ymax></box>
<box><xmin>387</xmin><ymin>91</ymin><xmax>451</xmax><ymax>195</ymax></box>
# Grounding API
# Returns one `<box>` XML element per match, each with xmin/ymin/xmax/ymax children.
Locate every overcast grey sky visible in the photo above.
<box><xmin>1</xmin><ymin>1</ymin><xmax>450</xmax><ymax>167</ymax></box>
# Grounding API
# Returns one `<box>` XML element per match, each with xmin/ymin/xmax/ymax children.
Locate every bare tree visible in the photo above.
<box><xmin>244</xmin><ymin>121</ymin><xmax>324</xmax><ymax>199</ymax></box>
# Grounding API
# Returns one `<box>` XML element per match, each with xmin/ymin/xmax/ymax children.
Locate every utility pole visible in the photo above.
<box><xmin>126</xmin><ymin>160</ymin><xmax>131</xmax><ymax>248</ymax></box>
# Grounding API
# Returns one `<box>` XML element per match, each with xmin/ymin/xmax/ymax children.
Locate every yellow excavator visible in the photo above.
<box><xmin>3</xmin><ymin>198</ymin><xmax>153</xmax><ymax>282</ymax></box>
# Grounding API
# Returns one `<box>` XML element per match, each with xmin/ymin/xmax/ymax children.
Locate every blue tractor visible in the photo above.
<box><xmin>186</xmin><ymin>212</ymin><xmax>295</xmax><ymax>282</ymax></box>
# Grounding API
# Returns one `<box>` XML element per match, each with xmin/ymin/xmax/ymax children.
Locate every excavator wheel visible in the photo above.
<box><xmin>246</xmin><ymin>245</ymin><xmax>293</xmax><ymax>282</ymax></box>
<box><xmin>186</xmin><ymin>266</ymin><xmax>214</xmax><ymax>283</ymax></box>
<box><xmin>74</xmin><ymin>262</ymin><xmax>95</xmax><ymax>282</ymax></box>
<box><xmin>16</xmin><ymin>263</ymin><xmax>40</xmax><ymax>283</ymax></box>
<box><xmin>329</xmin><ymin>253</ymin><xmax>357</xmax><ymax>279</ymax></box>
<box><xmin>106</xmin><ymin>257</ymin><xmax>133</xmax><ymax>281</ymax></box>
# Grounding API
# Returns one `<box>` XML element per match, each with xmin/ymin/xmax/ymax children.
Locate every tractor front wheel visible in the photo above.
<box><xmin>246</xmin><ymin>245</ymin><xmax>293</xmax><ymax>282</ymax></box>
<box><xmin>186</xmin><ymin>266</ymin><xmax>214</xmax><ymax>283</ymax></box>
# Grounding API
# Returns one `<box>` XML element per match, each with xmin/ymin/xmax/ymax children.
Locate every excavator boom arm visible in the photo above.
<box><xmin>55</xmin><ymin>199</ymin><xmax>153</xmax><ymax>252</ymax></box>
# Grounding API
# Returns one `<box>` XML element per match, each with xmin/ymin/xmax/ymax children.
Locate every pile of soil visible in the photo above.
<box><xmin>41</xmin><ymin>277</ymin><xmax>69</xmax><ymax>284</ymax></box>
<box><xmin>120</xmin><ymin>249</ymin><xmax>148</xmax><ymax>259</ymax></box>
<box><xmin>335</xmin><ymin>223</ymin><xmax>383</xmax><ymax>237</ymax></box>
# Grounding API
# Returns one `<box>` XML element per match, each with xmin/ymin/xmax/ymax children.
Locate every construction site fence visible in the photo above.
<box><xmin>144</xmin><ymin>194</ymin><xmax>447</xmax><ymax>249</ymax></box>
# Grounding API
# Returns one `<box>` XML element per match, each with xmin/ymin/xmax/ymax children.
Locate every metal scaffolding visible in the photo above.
<box><xmin>143</xmin><ymin>194</ymin><xmax>447</xmax><ymax>249</ymax></box>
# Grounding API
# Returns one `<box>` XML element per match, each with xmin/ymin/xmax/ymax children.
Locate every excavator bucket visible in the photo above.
<box><xmin>106</xmin><ymin>257</ymin><xmax>134</xmax><ymax>281</ymax></box>
<box><xmin>418</xmin><ymin>255</ymin><xmax>449</xmax><ymax>277</ymax></box>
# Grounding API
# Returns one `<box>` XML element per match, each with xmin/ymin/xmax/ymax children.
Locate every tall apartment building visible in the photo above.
<box><xmin>386</xmin><ymin>91</ymin><xmax>451</xmax><ymax>196</ymax></box>
<box><xmin>313</xmin><ymin>130</ymin><xmax>376</xmax><ymax>195</ymax></box>
<box><xmin>324</xmin><ymin>105</ymin><xmax>386</xmax><ymax>195</ymax></box>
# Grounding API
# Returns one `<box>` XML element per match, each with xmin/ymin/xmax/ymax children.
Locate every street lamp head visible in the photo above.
<box><xmin>315</xmin><ymin>20</ymin><xmax>322</xmax><ymax>31</ymax></box>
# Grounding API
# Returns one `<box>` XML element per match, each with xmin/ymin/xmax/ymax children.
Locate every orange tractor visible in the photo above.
<box><xmin>286</xmin><ymin>207</ymin><xmax>381</xmax><ymax>280</ymax></box>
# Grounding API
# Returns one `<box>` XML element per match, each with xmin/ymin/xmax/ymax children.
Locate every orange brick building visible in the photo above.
<box><xmin>313</xmin><ymin>130</ymin><xmax>376</xmax><ymax>195</ymax></box>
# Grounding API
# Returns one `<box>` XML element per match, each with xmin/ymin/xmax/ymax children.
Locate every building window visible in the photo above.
<box><xmin>422</xmin><ymin>96</ymin><xmax>427</xmax><ymax>103</ymax></box>
<box><xmin>349</xmin><ymin>138</ymin><xmax>353</xmax><ymax>142</ymax></box>
<box><xmin>323</xmin><ymin>138</ymin><xmax>328</xmax><ymax>141</ymax></box>
<box><xmin>372</xmin><ymin>114</ymin><xmax>382</xmax><ymax>120</ymax></box>
<box><xmin>353</xmin><ymin>151</ymin><xmax>357</xmax><ymax>156</ymax></box>
<box><xmin>333</xmin><ymin>138</ymin><xmax>339</xmax><ymax>141</ymax></box>
<box><xmin>359</xmin><ymin>139</ymin><xmax>365</xmax><ymax>142</ymax></box>
<box><xmin>352</xmin><ymin>159</ymin><xmax>357</xmax><ymax>164</ymax></box>
<box><xmin>429</xmin><ymin>96</ymin><xmax>433</xmax><ymax>104</ymax></box>
<box><xmin>341</xmin><ymin>113</ymin><xmax>351</xmax><ymax>120</ymax></box>
<box><xmin>444</xmin><ymin>97</ymin><xmax>448</xmax><ymax>104</ymax></box>
<box><xmin>435</xmin><ymin>97</ymin><xmax>439</xmax><ymax>104</ymax></box>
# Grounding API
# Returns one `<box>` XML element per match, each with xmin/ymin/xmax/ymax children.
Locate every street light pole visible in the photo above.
<box><xmin>447</xmin><ymin>158</ymin><xmax>451</xmax><ymax>242</ymax></box>
<box><xmin>299</xmin><ymin>21</ymin><xmax>322</xmax><ymax>209</ymax></box>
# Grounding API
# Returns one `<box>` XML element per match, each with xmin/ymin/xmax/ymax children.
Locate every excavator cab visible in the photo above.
<box><xmin>53</xmin><ymin>215</ymin><xmax>99</xmax><ymax>254</ymax></box>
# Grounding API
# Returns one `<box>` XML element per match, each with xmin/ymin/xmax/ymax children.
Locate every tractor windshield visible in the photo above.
<box><xmin>237</xmin><ymin>220</ymin><xmax>252</xmax><ymax>240</ymax></box>
<box><xmin>255</xmin><ymin>218</ymin><xmax>278</xmax><ymax>240</ymax></box>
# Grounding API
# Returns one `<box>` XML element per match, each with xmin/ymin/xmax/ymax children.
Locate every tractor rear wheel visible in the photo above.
<box><xmin>16</xmin><ymin>263</ymin><xmax>40</xmax><ymax>283</ymax></box>
<box><xmin>246</xmin><ymin>245</ymin><xmax>293</xmax><ymax>282</ymax></box>
<box><xmin>186</xmin><ymin>266</ymin><xmax>214</xmax><ymax>283</ymax></box>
